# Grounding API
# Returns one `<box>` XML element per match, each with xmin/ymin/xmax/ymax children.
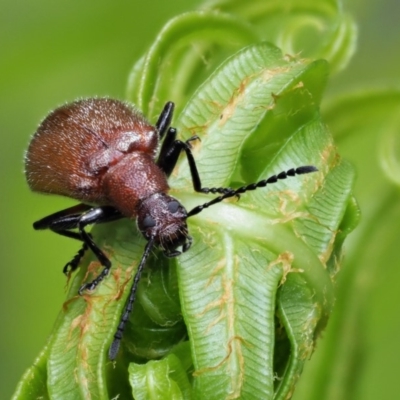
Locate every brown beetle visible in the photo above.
<box><xmin>25</xmin><ymin>98</ymin><xmax>317</xmax><ymax>359</ymax></box>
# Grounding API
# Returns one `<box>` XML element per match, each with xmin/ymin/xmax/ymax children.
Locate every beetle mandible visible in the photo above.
<box><xmin>25</xmin><ymin>98</ymin><xmax>317</xmax><ymax>359</ymax></box>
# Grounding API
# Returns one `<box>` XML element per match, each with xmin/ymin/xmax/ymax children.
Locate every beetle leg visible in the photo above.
<box><xmin>63</xmin><ymin>242</ymin><xmax>89</xmax><ymax>275</ymax></box>
<box><xmin>33</xmin><ymin>203</ymin><xmax>93</xmax><ymax>231</ymax></box>
<box><xmin>74</xmin><ymin>207</ymin><xmax>124</xmax><ymax>294</ymax></box>
<box><xmin>155</xmin><ymin>102</ymin><xmax>175</xmax><ymax>139</ymax></box>
<box><xmin>157</xmin><ymin>127</ymin><xmax>179</xmax><ymax>175</ymax></box>
<box><xmin>157</xmin><ymin>130</ymin><xmax>236</xmax><ymax>195</ymax></box>
<box><xmin>33</xmin><ymin>204</ymin><xmax>124</xmax><ymax>289</ymax></box>
<box><xmin>33</xmin><ymin>204</ymin><xmax>90</xmax><ymax>273</ymax></box>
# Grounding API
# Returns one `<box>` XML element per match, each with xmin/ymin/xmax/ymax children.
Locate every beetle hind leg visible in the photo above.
<box><xmin>33</xmin><ymin>204</ymin><xmax>124</xmax><ymax>293</ymax></box>
<box><xmin>63</xmin><ymin>241</ymin><xmax>89</xmax><ymax>276</ymax></box>
<box><xmin>72</xmin><ymin>206</ymin><xmax>123</xmax><ymax>294</ymax></box>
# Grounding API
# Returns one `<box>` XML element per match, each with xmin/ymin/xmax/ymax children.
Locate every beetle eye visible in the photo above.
<box><xmin>167</xmin><ymin>200</ymin><xmax>180</xmax><ymax>213</ymax></box>
<box><xmin>142</xmin><ymin>215</ymin><xmax>156</xmax><ymax>228</ymax></box>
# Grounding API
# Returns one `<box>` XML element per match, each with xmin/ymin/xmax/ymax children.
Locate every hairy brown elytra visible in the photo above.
<box><xmin>25</xmin><ymin>97</ymin><xmax>317</xmax><ymax>360</ymax></box>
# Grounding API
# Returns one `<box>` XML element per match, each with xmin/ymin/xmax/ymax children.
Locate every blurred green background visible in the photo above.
<box><xmin>1</xmin><ymin>0</ymin><xmax>399</xmax><ymax>399</ymax></box>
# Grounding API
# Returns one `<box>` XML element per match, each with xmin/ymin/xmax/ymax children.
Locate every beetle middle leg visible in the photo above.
<box><xmin>157</xmin><ymin>126</ymin><xmax>236</xmax><ymax>195</ymax></box>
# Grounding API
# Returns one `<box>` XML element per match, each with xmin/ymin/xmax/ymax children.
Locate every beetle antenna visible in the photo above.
<box><xmin>109</xmin><ymin>236</ymin><xmax>155</xmax><ymax>360</ymax></box>
<box><xmin>187</xmin><ymin>166</ymin><xmax>318</xmax><ymax>217</ymax></box>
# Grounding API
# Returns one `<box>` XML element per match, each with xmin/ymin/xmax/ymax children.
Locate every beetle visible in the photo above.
<box><xmin>25</xmin><ymin>98</ymin><xmax>317</xmax><ymax>359</ymax></box>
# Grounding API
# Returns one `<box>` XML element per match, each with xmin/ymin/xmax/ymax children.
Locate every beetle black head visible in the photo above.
<box><xmin>137</xmin><ymin>193</ymin><xmax>192</xmax><ymax>257</ymax></box>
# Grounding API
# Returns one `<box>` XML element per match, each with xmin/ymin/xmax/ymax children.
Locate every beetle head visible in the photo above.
<box><xmin>137</xmin><ymin>193</ymin><xmax>191</xmax><ymax>256</ymax></box>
